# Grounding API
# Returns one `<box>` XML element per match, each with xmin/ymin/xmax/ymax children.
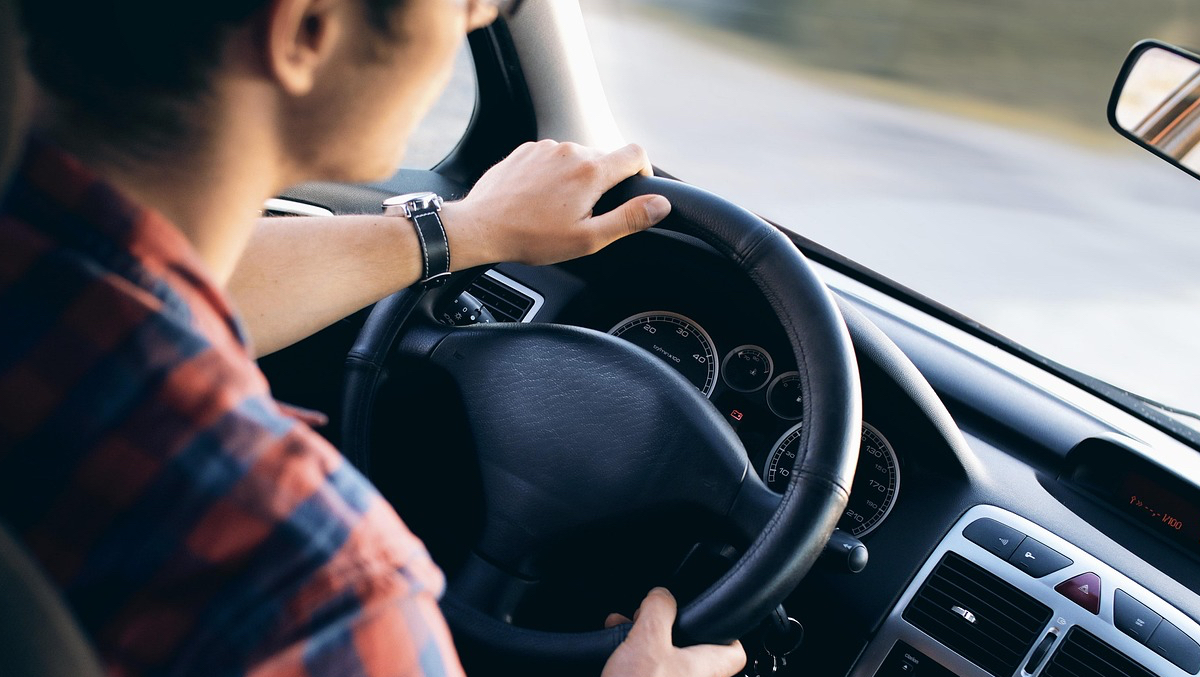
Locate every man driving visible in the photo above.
<box><xmin>0</xmin><ymin>0</ymin><xmax>746</xmax><ymax>675</ymax></box>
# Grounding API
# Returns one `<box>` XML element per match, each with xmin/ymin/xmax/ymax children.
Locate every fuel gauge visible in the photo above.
<box><xmin>766</xmin><ymin>371</ymin><xmax>804</xmax><ymax>420</ymax></box>
<box><xmin>721</xmin><ymin>345</ymin><xmax>773</xmax><ymax>392</ymax></box>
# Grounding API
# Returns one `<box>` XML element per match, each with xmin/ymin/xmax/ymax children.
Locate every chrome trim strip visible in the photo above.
<box><xmin>262</xmin><ymin>198</ymin><xmax>335</xmax><ymax>217</ymax></box>
<box><xmin>607</xmin><ymin>310</ymin><xmax>719</xmax><ymax>398</ymax></box>
<box><xmin>481</xmin><ymin>269</ymin><xmax>545</xmax><ymax>323</ymax></box>
<box><xmin>720</xmin><ymin>344</ymin><xmax>774</xmax><ymax>393</ymax></box>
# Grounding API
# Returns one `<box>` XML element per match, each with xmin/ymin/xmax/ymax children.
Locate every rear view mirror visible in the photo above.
<box><xmin>1110</xmin><ymin>40</ymin><xmax>1200</xmax><ymax>181</ymax></box>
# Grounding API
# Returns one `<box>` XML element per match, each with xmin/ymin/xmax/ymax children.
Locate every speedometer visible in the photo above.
<box><xmin>764</xmin><ymin>422</ymin><xmax>900</xmax><ymax>537</ymax></box>
<box><xmin>609</xmin><ymin>312</ymin><xmax>719</xmax><ymax>397</ymax></box>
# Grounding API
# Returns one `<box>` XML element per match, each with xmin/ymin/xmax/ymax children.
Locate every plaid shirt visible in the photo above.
<box><xmin>0</xmin><ymin>140</ymin><xmax>465</xmax><ymax>677</ymax></box>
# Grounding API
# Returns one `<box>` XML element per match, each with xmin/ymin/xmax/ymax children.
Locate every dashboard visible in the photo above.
<box><xmin>491</xmin><ymin>229</ymin><xmax>917</xmax><ymax>543</ymax></box>
<box><xmin>450</xmin><ymin>228</ymin><xmax>1200</xmax><ymax>677</ymax></box>
<box><xmin>262</xmin><ymin>190</ymin><xmax>1200</xmax><ymax>677</ymax></box>
<box><xmin>603</xmin><ymin>305</ymin><xmax>899</xmax><ymax>539</ymax></box>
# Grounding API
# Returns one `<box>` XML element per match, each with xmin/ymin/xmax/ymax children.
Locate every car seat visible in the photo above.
<box><xmin>0</xmin><ymin>521</ymin><xmax>104</xmax><ymax>677</ymax></box>
<box><xmin>0</xmin><ymin>2</ymin><xmax>105</xmax><ymax>675</ymax></box>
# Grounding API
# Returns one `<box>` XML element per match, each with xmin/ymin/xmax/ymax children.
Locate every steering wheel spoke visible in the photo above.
<box><xmin>344</xmin><ymin>175</ymin><xmax>862</xmax><ymax>661</ymax></box>
<box><xmin>725</xmin><ymin>475</ymin><xmax>783</xmax><ymax>545</ymax></box>
<box><xmin>448</xmin><ymin>551</ymin><xmax>539</xmax><ymax>623</ymax></box>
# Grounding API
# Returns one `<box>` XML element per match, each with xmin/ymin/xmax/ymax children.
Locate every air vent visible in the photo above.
<box><xmin>467</xmin><ymin>270</ymin><xmax>543</xmax><ymax>323</ymax></box>
<box><xmin>903</xmin><ymin>552</ymin><xmax>1052</xmax><ymax>676</ymax></box>
<box><xmin>1043</xmin><ymin>628</ymin><xmax>1156</xmax><ymax>677</ymax></box>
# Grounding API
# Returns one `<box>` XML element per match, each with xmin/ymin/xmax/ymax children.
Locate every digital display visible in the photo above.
<box><xmin>1067</xmin><ymin>438</ymin><xmax>1200</xmax><ymax>562</ymax></box>
<box><xmin>1119</xmin><ymin>472</ymin><xmax>1200</xmax><ymax>554</ymax></box>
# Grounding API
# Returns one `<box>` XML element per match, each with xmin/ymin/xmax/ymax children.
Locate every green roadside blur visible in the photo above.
<box><xmin>637</xmin><ymin>0</ymin><xmax>1200</xmax><ymax>134</ymax></box>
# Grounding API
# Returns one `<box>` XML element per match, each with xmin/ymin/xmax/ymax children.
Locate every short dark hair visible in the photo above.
<box><xmin>18</xmin><ymin>0</ymin><xmax>404</xmax><ymax>152</ymax></box>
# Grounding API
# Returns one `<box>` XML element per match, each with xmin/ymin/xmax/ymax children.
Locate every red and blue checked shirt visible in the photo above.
<box><xmin>0</xmin><ymin>140</ymin><xmax>465</xmax><ymax>677</ymax></box>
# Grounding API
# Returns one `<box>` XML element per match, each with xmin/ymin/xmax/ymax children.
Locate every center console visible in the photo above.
<box><xmin>851</xmin><ymin>506</ymin><xmax>1200</xmax><ymax>677</ymax></box>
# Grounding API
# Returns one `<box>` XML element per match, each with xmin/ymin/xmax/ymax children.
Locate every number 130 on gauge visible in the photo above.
<box><xmin>764</xmin><ymin>422</ymin><xmax>900</xmax><ymax>538</ymax></box>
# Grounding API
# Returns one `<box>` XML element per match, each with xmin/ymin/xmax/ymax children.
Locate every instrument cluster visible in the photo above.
<box><xmin>607</xmin><ymin>309</ymin><xmax>901</xmax><ymax>539</ymax></box>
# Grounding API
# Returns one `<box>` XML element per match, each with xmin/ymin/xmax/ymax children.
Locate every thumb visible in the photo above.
<box><xmin>604</xmin><ymin>613</ymin><xmax>633</xmax><ymax>629</ymax></box>
<box><xmin>589</xmin><ymin>195</ymin><xmax>672</xmax><ymax>241</ymax></box>
<box><xmin>627</xmin><ymin>587</ymin><xmax>678</xmax><ymax>645</ymax></box>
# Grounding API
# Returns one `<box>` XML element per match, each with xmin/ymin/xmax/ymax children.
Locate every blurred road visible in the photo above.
<box><xmin>580</xmin><ymin>6</ymin><xmax>1200</xmax><ymax>414</ymax></box>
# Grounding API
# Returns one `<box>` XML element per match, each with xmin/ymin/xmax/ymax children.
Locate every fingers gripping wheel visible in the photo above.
<box><xmin>341</xmin><ymin>176</ymin><xmax>862</xmax><ymax>663</ymax></box>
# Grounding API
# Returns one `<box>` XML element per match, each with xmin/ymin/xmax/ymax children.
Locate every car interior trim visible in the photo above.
<box><xmin>505</xmin><ymin>0</ymin><xmax>626</xmax><ymax>150</ymax></box>
<box><xmin>826</xmin><ymin>269</ymin><xmax>1200</xmax><ymax>484</ymax></box>
<box><xmin>261</xmin><ymin>197</ymin><xmax>335</xmax><ymax>217</ymax></box>
<box><xmin>479</xmin><ymin>269</ymin><xmax>545</xmax><ymax>322</ymax></box>
<box><xmin>797</xmin><ymin>225</ymin><xmax>1200</xmax><ymax>451</ymax></box>
<box><xmin>851</xmin><ymin>504</ymin><xmax>1200</xmax><ymax>677</ymax></box>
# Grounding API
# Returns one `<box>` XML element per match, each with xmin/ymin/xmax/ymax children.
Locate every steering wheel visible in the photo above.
<box><xmin>341</xmin><ymin>175</ymin><xmax>861</xmax><ymax>663</ymax></box>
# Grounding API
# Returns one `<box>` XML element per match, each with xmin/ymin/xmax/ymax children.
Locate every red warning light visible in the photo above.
<box><xmin>730</xmin><ymin>410</ymin><xmax>744</xmax><ymax>421</ymax></box>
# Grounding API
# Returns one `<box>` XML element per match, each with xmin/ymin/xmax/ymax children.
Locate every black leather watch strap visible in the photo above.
<box><xmin>383</xmin><ymin>192</ymin><xmax>451</xmax><ymax>289</ymax></box>
<box><xmin>411</xmin><ymin>209</ymin><xmax>451</xmax><ymax>287</ymax></box>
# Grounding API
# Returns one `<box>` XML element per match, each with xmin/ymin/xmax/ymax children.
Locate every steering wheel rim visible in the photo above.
<box><xmin>342</xmin><ymin>175</ymin><xmax>861</xmax><ymax>663</ymax></box>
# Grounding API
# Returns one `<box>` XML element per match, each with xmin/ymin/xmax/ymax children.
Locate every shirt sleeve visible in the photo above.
<box><xmin>159</xmin><ymin>416</ymin><xmax>467</xmax><ymax>677</ymax></box>
<box><xmin>236</xmin><ymin>430</ymin><xmax>467</xmax><ymax>677</ymax></box>
<box><xmin>246</xmin><ymin>545</ymin><xmax>465</xmax><ymax>677</ymax></box>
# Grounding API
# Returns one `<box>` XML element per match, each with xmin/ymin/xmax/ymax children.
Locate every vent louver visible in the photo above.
<box><xmin>903</xmin><ymin>552</ymin><xmax>1052</xmax><ymax>676</ymax></box>
<box><xmin>1042</xmin><ymin>627</ymin><xmax>1157</xmax><ymax>677</ymax></box>
<box><xmin>468</xmin><ymin>272</ymin><xmax>537</xmax><ymax>323</ymax></box>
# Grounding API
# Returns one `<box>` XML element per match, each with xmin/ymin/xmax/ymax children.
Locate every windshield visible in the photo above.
<box><xmin>580</xmin><ymin>1</ymin><xmax>1200</xmax><ymax>417</ymax></box>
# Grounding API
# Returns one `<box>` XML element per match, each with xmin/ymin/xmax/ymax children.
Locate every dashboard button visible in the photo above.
<box><xmin>875</xmin><ymin>641</ymin><xmax>957</xmax><ymax>677</ymax></box>
<box><xmin>1007</xmin><ymin>537</ymin><xmax>1073</xmax><ymax>578</ymax></box>
<box><xmin>963</xmin><ymin>518</ymin><xmax>1024</xmax><ymax>559</ymax></box>
<box><xmin>1148</xmin><ymin>620</ymin><xmax>1200</xmax><ymax>674</ymax></box>
<box><xmin>1114</xmin><ymin>589</ymin><xmax>1162</xmax><ymax>644</ymax></box>
<box><xmin>1054</xmin><ymin>572</ymin><xmax>1101</xmax><ymax>614</ymax></box>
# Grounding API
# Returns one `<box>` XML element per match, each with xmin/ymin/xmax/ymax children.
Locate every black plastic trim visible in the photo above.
<box><xmin>1108</xmin><ymin>41</ymin><xmax>1200</xmax><ymax>187</ymax></box>
<box><xmin>774</xmin><ymin>224</ymin><xmax>1200</xmax><ymax>453</ymax></box>
<box><xmin>432</xmin><ymin>20</ymin><xmax>537</xmax><ymax>188</ymax></box>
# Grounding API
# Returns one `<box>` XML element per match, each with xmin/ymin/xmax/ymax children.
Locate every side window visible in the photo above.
<box><xmin>400</xmin><ymin>43</ymin><xmax>476</xmax><ymax>170</ymax></box>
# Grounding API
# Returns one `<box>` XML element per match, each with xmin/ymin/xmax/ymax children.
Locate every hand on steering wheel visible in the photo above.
<box><xmin>602</xmin><ymin>588</ymin><xmax>746</xmax><ymax>677</ymax></box>
<box><xmin>342</xmin><ymin>175</ymin><xmax>861</xmax><ymax>665</ymax></box>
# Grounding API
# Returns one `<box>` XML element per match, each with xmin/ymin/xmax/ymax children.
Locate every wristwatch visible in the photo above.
<box><xmin>382</xmin><ymin>191</ymin><xmax>451</xmax><ymax>288</ymax></box>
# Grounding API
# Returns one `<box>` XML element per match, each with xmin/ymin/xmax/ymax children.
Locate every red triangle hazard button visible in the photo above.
<box><xmin>1056</xmin><ymin>572</ymin><xmax>1102</xmax><ymax>614</ymax></box>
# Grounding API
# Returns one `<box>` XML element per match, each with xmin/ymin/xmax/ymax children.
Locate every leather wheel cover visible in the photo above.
<box><xmin>342</xmin><ymin>175</ymin><xmax>862</xmax><ymax>663</ymax></box>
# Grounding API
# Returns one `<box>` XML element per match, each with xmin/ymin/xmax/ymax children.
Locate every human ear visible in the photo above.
<box><xmin>264</xmin><ymin>0</ymin><xmax>344</xmax><ymax>96</ymax></box>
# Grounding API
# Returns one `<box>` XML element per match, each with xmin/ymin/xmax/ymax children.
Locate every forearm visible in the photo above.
<box><xmin>230</xmin><ymin>140</ymin><xmax>667</xmax><ymax>357</ymax></box>
<box><xmin>229</xmin><ymin>204</ymin><xmax>490</xmax><ymax>357</ymax></box>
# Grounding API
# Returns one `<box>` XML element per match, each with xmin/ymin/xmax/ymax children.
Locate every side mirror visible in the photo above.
<box><xmin>1110</xmin><ymin>40</ymin><xmax>1200</xmax><ymax>181</ymax></box>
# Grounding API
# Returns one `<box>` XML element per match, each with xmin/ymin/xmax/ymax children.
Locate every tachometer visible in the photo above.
<box><xmin>764</xmin><ymin>422</ymin><xmax>900</xmax><ymax>538</ymax></box>
<box><xmin>609</xmin><ymin>312</ymin><xmax>719</xmax><ymax>397</ymax></box>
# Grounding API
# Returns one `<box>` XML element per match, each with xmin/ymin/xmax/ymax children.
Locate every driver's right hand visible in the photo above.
<box><xmin>439</xmin><ymin>139</ymin><xmax>672</xmax><ymax>270</ymax></box>
<box><xmin>601</xmin><ymin>588</ymin><xmax>747</xmax><ymax>677</ymax></box>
